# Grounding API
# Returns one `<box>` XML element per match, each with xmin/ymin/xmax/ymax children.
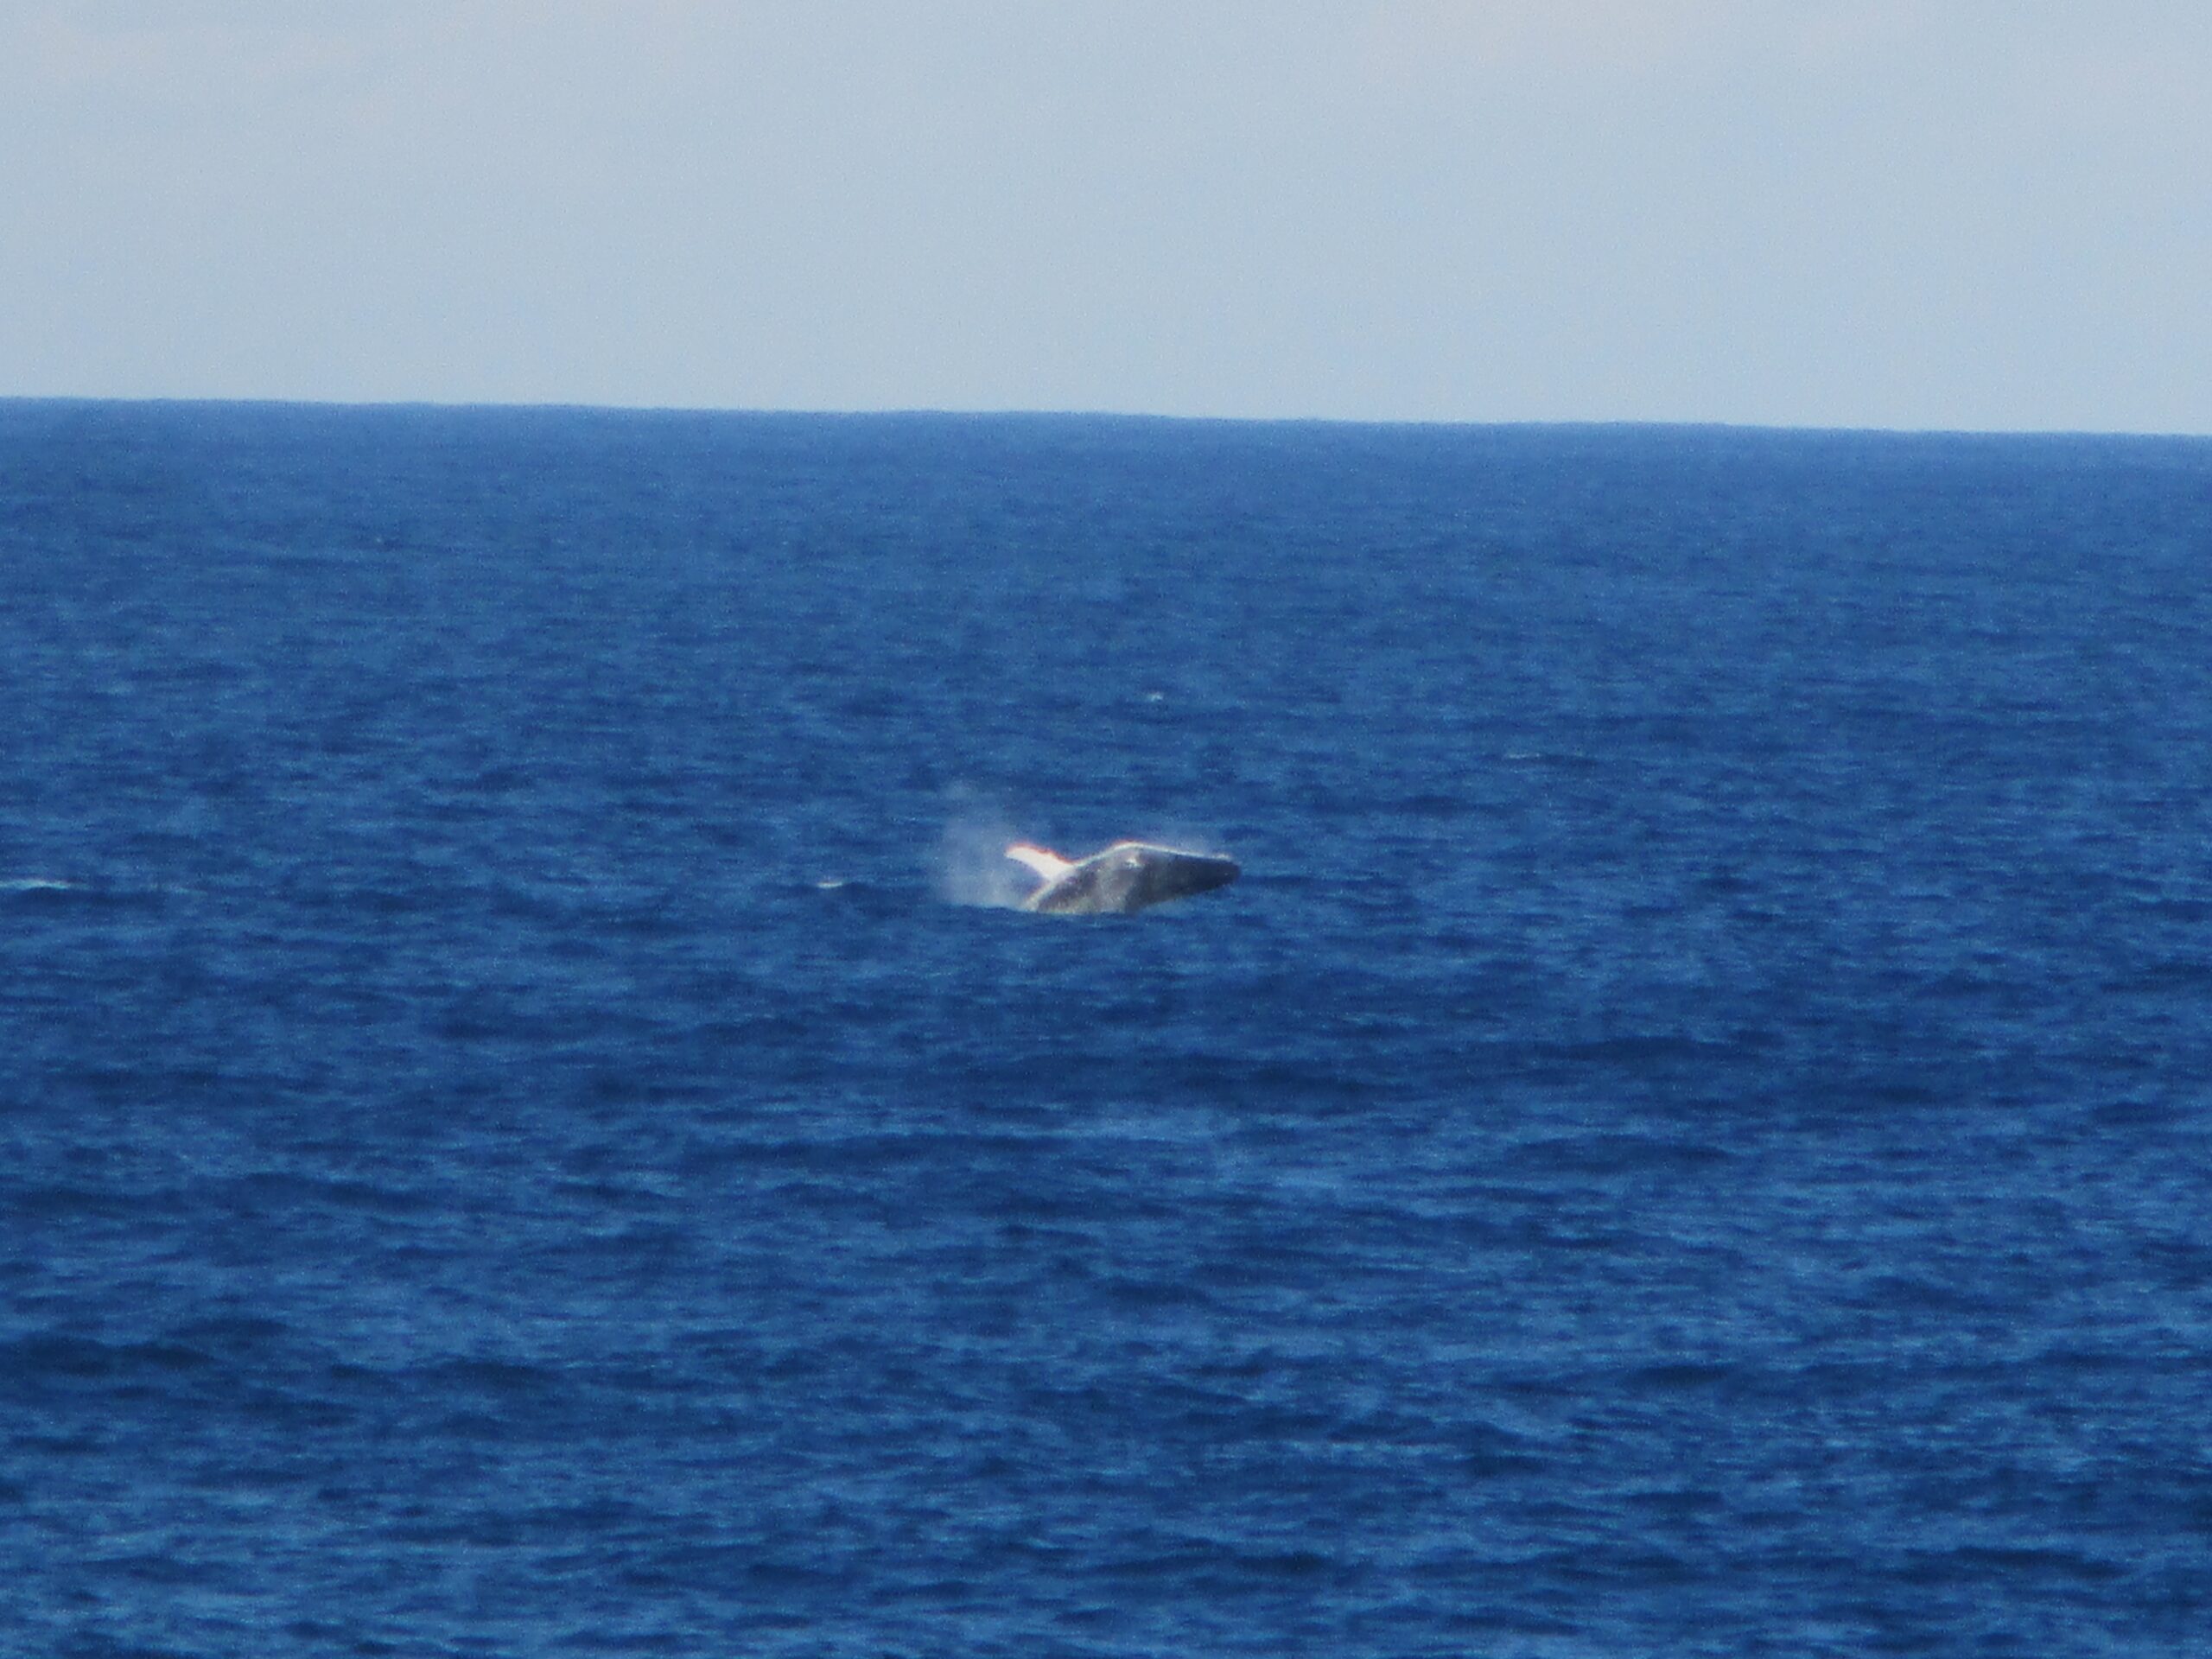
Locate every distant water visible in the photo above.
<box><xmin>3</xmin><ymin>401</ymin><xmax>2209</xmax><ymax>1656</ymax></box>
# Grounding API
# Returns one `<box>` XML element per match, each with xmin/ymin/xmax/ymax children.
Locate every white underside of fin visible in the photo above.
<box><xmin>1005</xmin><ymin>842</ymin><xmax>1075</xmax><ymax>881</ymax></box>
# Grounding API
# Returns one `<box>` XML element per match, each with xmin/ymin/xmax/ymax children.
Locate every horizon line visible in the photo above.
<box><xmin>3</xmin><ymin>392</ymin><xmax>2206</xmax><ymax>445</ymax></box>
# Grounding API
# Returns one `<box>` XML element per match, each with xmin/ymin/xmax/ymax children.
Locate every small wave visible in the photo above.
<box><xmin>1</xmin><ymin>876</ymin><xmax>73</xmax><ymax>893</ymax></box>
<box><xmin>0</xmin><ymin>1332</ymin><xmax>216</xmax><ymax>1382</ymax></box>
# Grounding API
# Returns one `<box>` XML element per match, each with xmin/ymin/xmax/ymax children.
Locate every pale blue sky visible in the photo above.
<box><xmin>4</xmin><ymin>1</ymin><xmax>2208</xmax><ymax>431</ymax></box>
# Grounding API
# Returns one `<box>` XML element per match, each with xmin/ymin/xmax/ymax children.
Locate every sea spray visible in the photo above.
<box><xmin>933</xmin><ymin>800</ymin><xmax>1033</xmax><ymax>908</ymax></box>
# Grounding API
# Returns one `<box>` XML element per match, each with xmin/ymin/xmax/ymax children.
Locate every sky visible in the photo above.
<box><xmin>3</xmin><ymin>0</ymin><xmax>2208</xmax><ymax>432</ymax></box>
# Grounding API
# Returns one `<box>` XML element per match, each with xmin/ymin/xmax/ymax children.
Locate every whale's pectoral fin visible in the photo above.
<box><xmin>1005</xmin><ymin>842</ymin><xmax>1074</xmax><ymax>882</ymax></box>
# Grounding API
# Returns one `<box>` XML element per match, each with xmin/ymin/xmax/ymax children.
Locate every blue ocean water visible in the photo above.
<box><xmin>3</xmin><ymin>401</ymin><xmax>2209</xmax><ymax>1656</ymax></box>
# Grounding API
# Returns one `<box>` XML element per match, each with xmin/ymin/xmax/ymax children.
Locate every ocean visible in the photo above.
<box><xmin>3</xmin><ymin>401</ymin><xmax>2208</xmax><ymax>1656</ymax></box>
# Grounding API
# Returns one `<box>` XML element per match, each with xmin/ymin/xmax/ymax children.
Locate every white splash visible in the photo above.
<box><xmin>934</xmin><ymin>803</ymin><xmax>1034</xmax><ymax>908</ymax></box>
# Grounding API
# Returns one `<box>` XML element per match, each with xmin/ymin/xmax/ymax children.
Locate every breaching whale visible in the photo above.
<box><xmin>1005</xmin><ymin>840</ymin><xmax>1240</xmax><ymax>915</ymax></box>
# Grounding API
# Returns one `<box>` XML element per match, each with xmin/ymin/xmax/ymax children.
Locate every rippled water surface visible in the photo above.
<box><xmin>3</xmin><ymin>403</ymin><xmax>2209</xmax><ymax>1656</ymax></box>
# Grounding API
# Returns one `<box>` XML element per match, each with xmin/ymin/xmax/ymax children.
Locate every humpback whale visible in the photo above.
<box><xmin>1005</xmin><ymin>840</ymin><xmax>1240</xmax><ymax>915</ymax></box>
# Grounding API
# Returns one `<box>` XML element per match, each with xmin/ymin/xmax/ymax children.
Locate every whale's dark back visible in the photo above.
<box><xmin>1025</xmin><ymin>842</ymin><xmax>1241</xmax><ymax>914</ymax></box>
